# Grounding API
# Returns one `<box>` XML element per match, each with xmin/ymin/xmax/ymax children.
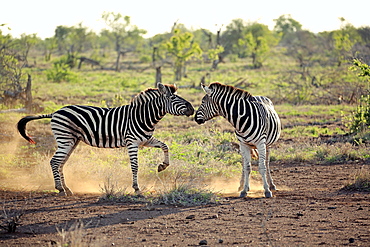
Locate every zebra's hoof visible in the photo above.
<box><xmin>265</xmin><ymin>191</ymin><xmax>273</xmax><ymax>198</ymax></box>
<box><xmin>58</xmin><ymin>191</ymin><xmax>67</xmax><ymax>196</ymax></box>
<box><xmin>269</xmin><ymin>184</ymin><xmax>278</xmax><ymax>191</ymax></box>
<box><xmin>65</xmin><ymin>189</ymin><xmax>73</xmax><ymax>196</ymax></box>
<box><xmin>239</xmin><ymin>191</ymin><xmax>247</xmax><ymax>198</ymax></box>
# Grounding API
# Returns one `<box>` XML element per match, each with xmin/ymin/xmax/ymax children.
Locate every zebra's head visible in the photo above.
<box><xmin>195</xmin><ymin>83</ymin><xmax>220</xmax><ymax>124</ymax></box>
<box><xmin>158</xmin><ymin>83</ymin><xmax>194</xmax><ymax>116</ymax></box>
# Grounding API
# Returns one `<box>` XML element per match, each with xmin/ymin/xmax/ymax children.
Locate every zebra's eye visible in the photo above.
<box><xmin>169</xmin><ymin>95</ymin><xmax>177</xmax><ymax>100</ymax></box>
<box><xmin>202</xmin><ymin>96</ymin><xmax>209</xmax><ymax>103</ymax></box>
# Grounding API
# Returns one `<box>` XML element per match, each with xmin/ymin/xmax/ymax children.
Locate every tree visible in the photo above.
<box><xmin>221</xmin><ymin>19</ymin><xmax>248</xmax><ymax>56</ymax></box>
<box><xmin>0</xmin><ymin>27</ymin><xmax>32</xmax><ymax>110</ymax></box>
<box><xmin>165</xmin><ymin>29</ymin><xmax>202</xmax><ymax>81</ymax></box>
<box><xmin>14</xmin><ymin>33</ymin><xmax>39</xmax><ymax>67</ymax></box>
<box><xmin>101</xmin><ymin>12</ymin><xmax>146</xmax><ymax>72</ymax></box>
<box><xmin>235</xmin><ymin>23</ymin><xmax>279</xmax><ymax>68</ymax></box>
<box><xmin>332</xmin><ymin>18</ymin><xmax>361</xmax><ymax>67</ymax></box>
<box><xmin>285</xmin><ymin>30</ymin><xmax>318</xmax><ymax>70</ymax></box>
<box><xmin>347</xmin><ymin>59</ymin><xmax>370</xmax><ymax>133</ymax></box>
<box><xmin>199</xmin><ymin>27</ymin><xmax>224</xmax><ymax>70</ymax></box>
<box><xmin>54</xmin><ymin>23</ymin><xmax>94</xmax><ymax>68</ymax></box>
<box><xmin>43</xmin><ymin>37</ymin><xmax>57</xmax><ymax>61</ymax></box>
<box><xmin>273</xmin><ymin>14</ymin><xmax>302</xmax><ymax>44</ymax></box>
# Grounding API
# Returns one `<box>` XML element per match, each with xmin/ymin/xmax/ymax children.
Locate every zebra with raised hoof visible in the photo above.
<box><xmin>17</xmin><ymin>83</ymin><xmax>194</xmax><ymax>196</ymax></box>
<box><xmin>195</xmin><ymin>82</ymin><xmax>281</xmax><ymax>198</ymax></box>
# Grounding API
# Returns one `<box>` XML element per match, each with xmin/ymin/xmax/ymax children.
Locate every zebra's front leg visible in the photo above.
<box><xmin>143</xmin><ymin>137</ymin><xmax>169</xmax><ymax>172</ymax></box>
<box><xmin>257</xmin><ymin>142</ymin><xmax>273</xmax><ymax>198</ymax></box>
<box><xmin>239</xmin><ymin>143</ymin><xmax>252</xmax><ymax>198</ymax></box>
<box><xmin>265</xmin><ymin>147</ymin><xmax>277</xmax><ymax>191</ymax></box>
<box><xmin>127</xmin><ymin>144</ymin><xmax>141</xmax><ymax>193</ymax></box>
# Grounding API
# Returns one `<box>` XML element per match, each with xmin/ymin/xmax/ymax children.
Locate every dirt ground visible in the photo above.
<box><xmin>1</xmin><ymin>159</ymin><xmax>369</xmax><ymax>247</ymax></box>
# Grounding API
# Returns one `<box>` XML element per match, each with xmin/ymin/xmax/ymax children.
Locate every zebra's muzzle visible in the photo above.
<box><xmin>194</xmin><ymin>115</ymin><xmax>205</xmax><ymax>124</ymax></box>
<box><xmin>184</xmin><ymin>103</ymin><xmax>195</xmax><ymax>116</ymax></box>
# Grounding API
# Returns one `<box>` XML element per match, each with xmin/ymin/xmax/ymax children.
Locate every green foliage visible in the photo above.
<box><xmin>346</xmin><ymin>95</ymin><xmax>370</xmax><ymax>133</ymax></box>
<box><xmin>165</xmin><ymin>29</ymin><xmax>202</xmax><ymax>81</ymax></box>
<box><xmin>346</xmin><ymin>59</ymin><xmax>370</xmax><ymax>135</ymax></box>
<box><xmin>332</xmin><ymin>19</ymin><xmax>360</xmax><ymax>66</ymax></box>
<box><xmin>350</xmin><ymin>58</ymin><xmax>370</xmax><ymax>77</ymax></box>
<box><xmin>232</xmin><ymin>22</ymin><xmax>279</xmax><ymax>68</ymax></box>
<box><xmin>207</xmin><ymin>45</ymin><xmax>224</xmax><ymax>61</ymax></box>
<box><xmin>45</xmin><ymin>62</ymin><xmax>78</xmax><ymax>83</ymax></box>
<box><xmin>139</xmin><ymin>54</ymin><xmax>151</xmax><ymax>63</ymax></box>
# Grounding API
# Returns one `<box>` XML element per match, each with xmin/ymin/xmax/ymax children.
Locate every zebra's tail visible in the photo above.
<box><xmin>17</xmin><ymin>114</ymin><xmax>53</xmax><ymax>144</ymax></box>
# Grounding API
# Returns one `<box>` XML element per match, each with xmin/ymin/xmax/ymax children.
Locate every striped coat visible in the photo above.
<box><xmin>18</xmin><ymin>83</ymin><xmax>194</xmax><ymax>195</ymax></box>
<box><xmin>195</xmin><ymin>82</ymin><xmax>281</xmax><ymax>198</ymax></box>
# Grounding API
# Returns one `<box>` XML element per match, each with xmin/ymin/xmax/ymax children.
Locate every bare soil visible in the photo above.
<box><xmin>1</xmin><ymin>160</ymin><xmax>369</xmax><ymax>246</ymax></box>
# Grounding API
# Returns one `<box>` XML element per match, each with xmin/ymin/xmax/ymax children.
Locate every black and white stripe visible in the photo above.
<box><xmin>17</xmin><ymin>83</ymin><xmax>194</xmax><ymax>196</ymax></box>
<box><xmin>195</xmin><ymin>82</ymin><xmax>281</xmax><ymax>198</ymax></box>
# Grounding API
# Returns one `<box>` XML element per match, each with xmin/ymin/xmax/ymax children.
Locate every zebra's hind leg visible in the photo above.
<box><xmin>143</xmin><ymin>137</ymin><xmax>170</xmax><ymax>172</ymax></box>
<box><xmin>50</xmin><ymin>141</ymin><xmax>79</xmax><ymax>196</ymax></box>
<box><xmin>257</xmin><ymin>142</ymin><xmax>273</xmax><ymax>198</ymax></box>
<box><xmin>127</xmin><ymin>143</ymin><xmax>141</xmax><ymax>194</ymax></box>
<box><xmin>239</xmin><ymin>143</ymin><xmax>252</xmax><ymax>197</ymax></box>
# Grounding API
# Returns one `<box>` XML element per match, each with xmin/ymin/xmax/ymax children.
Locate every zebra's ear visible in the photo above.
<box><xmin>157</xmin><ymin>82</ymin><xmax>167</xmax><ymax>95</ymax></box>
<box><xmin>158</xmin><ymin>82</ymin><xmax>172</xmax><ymax>96</ymax></box>
<box><xmin>201</xmin><ymin>84</ymin><xmax>212</xmax><ymax>95</ymax></box>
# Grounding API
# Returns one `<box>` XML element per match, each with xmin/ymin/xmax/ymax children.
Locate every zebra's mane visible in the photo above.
<box><xmin>130</xmin><ymin>84</ymin><xmax>177</xmax><ymax>105</ymax></box>
<box><xmin>210</xmin><ymin>82</ymin><xmax>253</xmax><ymax>99</ymax></box>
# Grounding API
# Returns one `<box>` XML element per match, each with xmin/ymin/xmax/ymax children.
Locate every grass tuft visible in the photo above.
<box><xmin>343</xmin><ymin>166</ymin><xmax>370</xmax><ymax>192</ymax></box>
<box><xmin>153</xmin><ymin>185</ymin><xmax>220</xmax><ymax>206</ymax></box>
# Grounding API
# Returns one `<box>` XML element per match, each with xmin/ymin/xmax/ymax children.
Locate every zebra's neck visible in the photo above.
<box><xmin>130</xmin><ymin>97</ymin><xmax>166</xmax><ymax>130</ymax></box>
<box><xmin>215</xmin><ymin>93</ymin><xmax>253</xmax><ymax>127</ymax></box>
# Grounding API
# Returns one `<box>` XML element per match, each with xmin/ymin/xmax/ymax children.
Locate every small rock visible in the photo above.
<box><xmin>142</xmin><ymin>239</ymin><xmax>146</xmax><ymax>242</ymax></box>
<box><xmin>199</xmin><ymin>239</ymin><xmax>208</xmax><ymax>245</ymax></box>
<box><xmin>357</xmin><ymin>207</ymin><xmax>363</xmax><ymax>210</ymax></box>
<box><xmin>297</xmin><ymin>213</ymin><xmax>304</xmax><ymax>217</ymax></box>
<box><xmin>218</xmin><ymin>239</ymin><xmax>224</xmax><ymax>243</ymax></box>
<box><xmin>209</xmin><ymin>214</ymin><xmax>219</xmax><ymax>219</ymax></box>
<box><xmin>349</xmin><ymin>238</ymin><xmax>355</xmax><ymax>243</ymax></box>
<box><xmin>327</xmin><ymin>207</ymin><xmax>337</xmax><ymax>210</ymax></box>
<box><xmin>186</xmin><ymin>215</ymin><xmax>195</xmax><ymax>219</ymax></box>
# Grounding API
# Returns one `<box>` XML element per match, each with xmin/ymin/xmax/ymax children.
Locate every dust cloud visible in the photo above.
<box><xmin>2</xmin><ymin>136</ymin><xmax>288</xmax><ymax>197</ymax></box>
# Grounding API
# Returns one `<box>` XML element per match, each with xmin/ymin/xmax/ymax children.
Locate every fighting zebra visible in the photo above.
<box><xmin>17</xmin><ymin>83</ymin><xmax>194</xmax><ymax>196</ymax></box>
<box><xmin>195</xmin><ymin>82</ymin><xmax>281</xmax><ymax>198</ymax></box>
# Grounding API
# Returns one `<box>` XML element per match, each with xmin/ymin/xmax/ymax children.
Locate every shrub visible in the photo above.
<box><xmin>45</xmin><ymin>56</ymin><xmax>78</xmax><ymax>82</ymax></box>
<box><xmin>347</xmin><ymin>95</ymin><xmax>370</xmax><ymax>133</ymax></box>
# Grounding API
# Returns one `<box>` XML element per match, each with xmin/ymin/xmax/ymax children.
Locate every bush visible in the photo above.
<box><xmin>45</xmin><ymin>63</ymin><xmax>78</xmax><ymax>82</ymax></box>
<box><xmin>347</xmin><ymin>95</ymin><xmax>370</xmax><ymax>133</ymax></box>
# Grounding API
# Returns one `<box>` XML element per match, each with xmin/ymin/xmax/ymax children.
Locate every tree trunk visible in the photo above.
<box><xmin>175</xmin><ymin>65</ymin><xmax>182</xmax><ymax>81</ymax></box>
<box><xmin>25</xmin><ymin>74</ymin><xmax>32</xmax><ymax>113</ymax></box>
<box><xmin>155</xmin><ymin>67</ymin><xmax>162</xmax><ymax>86</ymax></box>
<box><xmin>115</xmin><ymin>51</ymin><xmax>121</xmax><ymax>72</ymax></box>
<box><xmin>212</xmin><ymin>28</ymin><xmax>224</xmax><ymax>70</ymax></box>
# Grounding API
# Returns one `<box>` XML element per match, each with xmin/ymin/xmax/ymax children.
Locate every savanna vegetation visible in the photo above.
<box><xmin>0</xmin><ymin>13</ymin><xmax>369</xmax><ymax>199</ymax></box>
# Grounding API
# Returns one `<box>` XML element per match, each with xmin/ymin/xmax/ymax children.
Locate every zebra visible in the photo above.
<box><xmin>17</xmin><ymin>83</ymin><xmax>194</xmax><ymax>196</ymax></box>
<box><xmin>195</xmin><ymin>82</ymin><xmax>281</xmax><ymax>198</ymax></box>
